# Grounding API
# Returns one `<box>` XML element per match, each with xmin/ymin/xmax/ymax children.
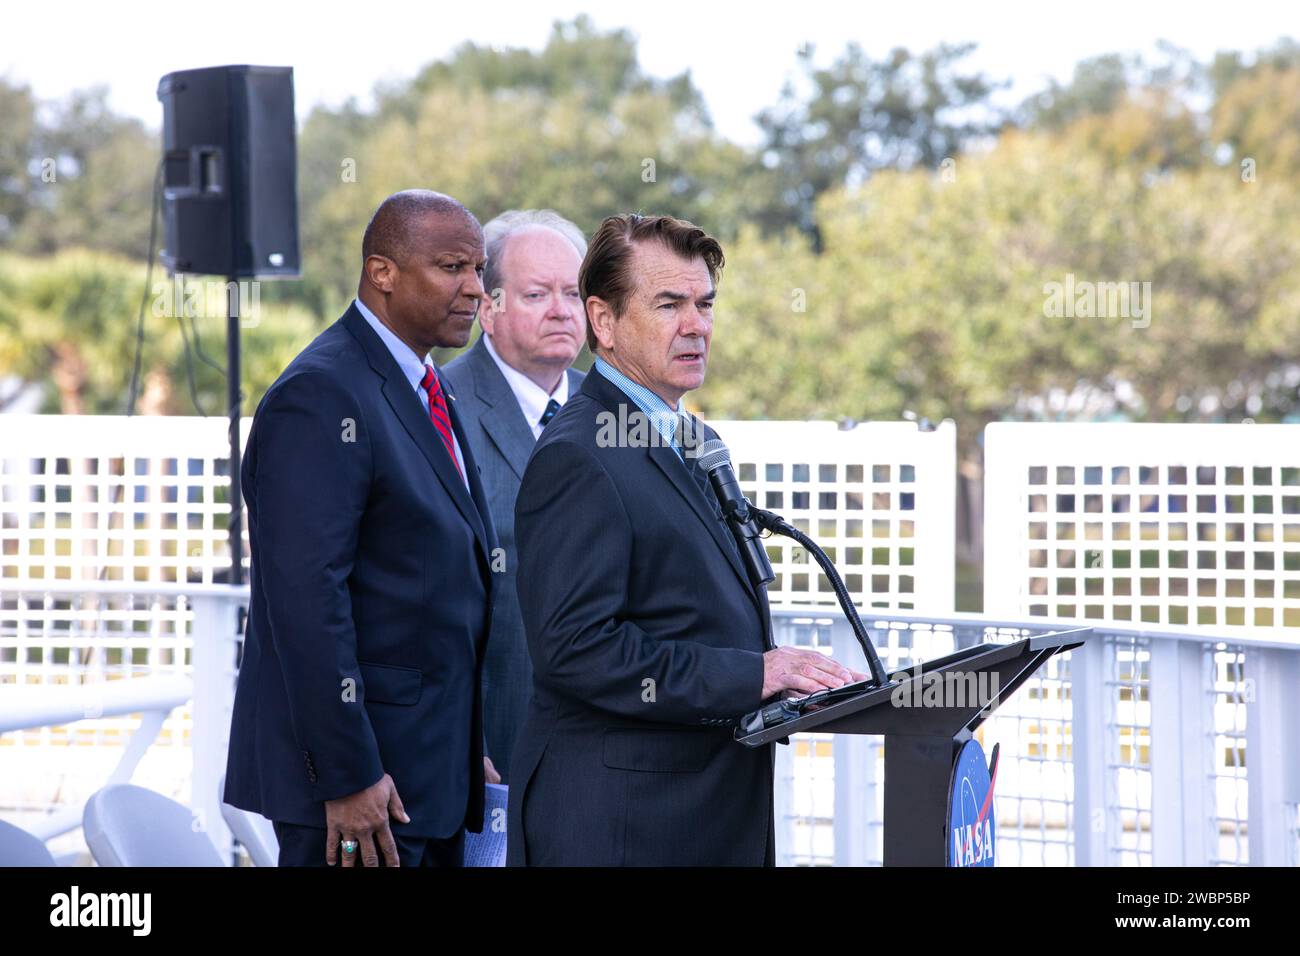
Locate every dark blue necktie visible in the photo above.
<box><xmin>539</xmin><ymin>398</ymin><xmax>561</xmax><ymax>428</ymax></box>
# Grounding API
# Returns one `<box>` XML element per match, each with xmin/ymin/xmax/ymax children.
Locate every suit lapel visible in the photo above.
<box><xmin>444</xmin><ymin>377</ymin><xmax>496</xmax><ymax>547</ymax></box>
<box><xmin>343</xmin><ymin>307</ymin><xmax>490</xmax><ymax>558</ymax></box>
<box><xmin>646</xmin><ymin>443</ymin><xmax>759</xmax><ymax>610</ymax></box>
<box><xmin>482</xmin><ymin>407</ymin><xmax>533</xmax><ymax>481</ymax></box>
<box><xmin>581</xmin><ymin>372</ymin><xmax>762</xmax><ymax>616</ymax></box>
<box><xmin>469</xmin><ymin>339</ymin><xmax>535</xmax><ymax>481</ymax></box>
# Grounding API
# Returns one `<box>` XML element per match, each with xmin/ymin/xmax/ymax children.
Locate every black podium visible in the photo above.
<box><xmin>736</xmin><ymin>628</ymin><xmax>1091</xmax><ymax>866</ymax></box>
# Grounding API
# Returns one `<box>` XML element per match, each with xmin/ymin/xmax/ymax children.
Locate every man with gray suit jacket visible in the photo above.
<box><xmin>444</xmin><ymin>209</ymin><xmax>586</xmax><ymax>783</ymax></box>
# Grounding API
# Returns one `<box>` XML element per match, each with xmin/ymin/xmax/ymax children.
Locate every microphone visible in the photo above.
<box><xmin>694</xmin><ymin>439</ymin><xmax>775</xmax><ymax>589</ymax></box>
<box><xmin>693</xmin><ymin>438</ymin><xmax>889</xmax><ymax>691</ymax></box>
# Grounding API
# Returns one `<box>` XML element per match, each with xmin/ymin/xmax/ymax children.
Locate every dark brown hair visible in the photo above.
<box><xmin>578</xmin><ymin>214</ymin><xmax>725</xmax><ymax>352</ymax></box>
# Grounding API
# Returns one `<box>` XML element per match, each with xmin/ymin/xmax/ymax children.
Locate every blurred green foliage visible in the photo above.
<box><xmin>1</xmin><ymin>18</ymin><xmax>1299</xmax><ymax>466</ymax></box>
<box><xmin>0</xmin><ymin>249</ymin><xmax>323</xmax><ymax>415</ymax></box>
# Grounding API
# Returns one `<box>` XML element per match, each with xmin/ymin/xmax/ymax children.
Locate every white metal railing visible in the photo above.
<box><xmin>771</xmin><ymin>607</ymin><xmax>1300</xmax><ymax>867</ymax></box>
<box><xmin>980</xmin><ymin>421</ymin><xmax>1300</xmax><ymax>866</ymax></box>
<box><xmin>0</xmin><ymin>670</ymin><xmax>191</xmax><ymax>861</ymax></box>
<box><xmin>9</xmin><ymin>582</ymin><xmax>1291</xmax><ymax>868</ymax></box>
<box><xmin>0</xmin><ymin>581</ymin><xmax>245</xmax><ymax>863</ymax></box>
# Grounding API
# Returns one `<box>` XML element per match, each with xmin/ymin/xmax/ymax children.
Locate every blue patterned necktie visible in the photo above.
<box><xmin>676</xmin><ymin>413</ymin><xmax>715</xmax><ymax>505</ymax></box>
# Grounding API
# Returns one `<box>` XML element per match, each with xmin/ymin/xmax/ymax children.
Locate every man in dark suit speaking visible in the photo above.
<box><xmin>224</xmin><ymin>190</ymin><xmax>499</xmax><ymax>867</ymax></box>
<box><xmin>508</xmin><ymin>214</ymin><xmax>865</xmax><ymax>866</ymax></box>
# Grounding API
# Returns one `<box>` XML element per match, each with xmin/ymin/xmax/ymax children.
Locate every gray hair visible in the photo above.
<box><xmin>482</xmin><ymin>209</ymin><xmax>587</xmax><ymax>303</ymax></box>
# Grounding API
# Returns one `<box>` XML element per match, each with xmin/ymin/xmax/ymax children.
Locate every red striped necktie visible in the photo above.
<box><xmin>419</xmin><ymin>363</ymin><xmax>463</xmax><ymax>480</ymax></box>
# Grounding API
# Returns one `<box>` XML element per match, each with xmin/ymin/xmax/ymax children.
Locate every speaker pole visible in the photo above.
<box><xmin>226</xmin><ymin>277</ymin><xmax>244</xmax><ymax>587</ymax></box>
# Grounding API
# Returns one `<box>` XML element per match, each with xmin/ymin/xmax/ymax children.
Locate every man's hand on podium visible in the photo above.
<box><xmin>761</xmin><ymin>646</ymin><xmax>867</xmax><ymax>701</ymax></box>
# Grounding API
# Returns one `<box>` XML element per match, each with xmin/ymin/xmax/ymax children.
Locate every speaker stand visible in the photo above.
<box><xmin>226</xmin><ymin>277</ymin><xmax>244</xmax><ymax>587</ymax></box>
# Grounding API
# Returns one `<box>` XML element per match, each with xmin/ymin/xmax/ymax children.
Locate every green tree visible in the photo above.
<box><xmin>700</xmin><ymin>126</ymin><xmax>1300</xmax><ymax>448</ymax></box>
<box><xmin>0</xmin><ymin>78</ymin><xmax>38</xmax><ymax>245</ymax></box>
<box><xmin>17</xmin><ymin>87</ymin><xmax>157</xmax><ymax>259</ymax></box>
<box><xmin>753</xmin><ymin>42</ymin><xmax>1006</xmax><ymax>241</ymax></box>
<box><xmin>295</xmin><ymin>17</ymin><xmax>761</xmax><ymax>316</ymax></box>
<box><xmin>1211</xmin><ymin>56</ymin><xmax>1300</xmax><ymax>179</ymax></box>
<box><xmin>0</xmin><ymin>249</ymin><xmax>321</xmax><ymax>415</ymax></box>
<box><xmin>1019</xmin><ymin>53</ymin><xmax>1141</xmax><ymax>130</ymax></box>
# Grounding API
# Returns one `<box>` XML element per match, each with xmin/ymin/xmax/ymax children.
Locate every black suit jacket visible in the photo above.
<box><xmin>507</xmin><ymin>370</ymin><xmax>776</xmax><ymax>866</ymax></box>
<box><xmin>224</xmin><ymin>304</ymin><xmax>497</xmax><ymax>839</ymax></box>
<box><xmin>443</xmin><ymin>336</ymin><xmax>584</xmax><ymax>783</ymax></box>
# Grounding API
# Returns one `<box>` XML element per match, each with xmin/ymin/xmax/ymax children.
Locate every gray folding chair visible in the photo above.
<box><xmin>83</xmin><ymin>784</ymin><xmax>224</xmax><ymax>867</ymax></box>
<box><xmin>218</xmin><ymin>774</ymin><xmax>279</xmax><ymax>866</ymax></box>
<box><xmin>0</xmin><ymin>819</ymin><xmax>57</xmax><ymax>867</ymax></box>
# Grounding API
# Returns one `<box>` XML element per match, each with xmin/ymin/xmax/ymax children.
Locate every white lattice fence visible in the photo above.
<box><xmin>1</xmin><ymin>415</ymin><xmax>956</xmax><ymax>610</ymax></box>
<box><xmin>0</xmin><ymin>415</ymin><xmax>252</xmax><ymax>585</ymax></box>
<box><xmin>715</xmin><ymin>420</ymin><xmax>956</xmax><ymax>614</ymax></box>
<box><xmin>984</xmin><ymin>423</ymin><xmax>1300</xmax><ymax>647</ymax></box>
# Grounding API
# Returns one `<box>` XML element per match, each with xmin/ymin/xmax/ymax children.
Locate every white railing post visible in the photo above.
<box><xmin>832</xmin><ymin>615</ymin><xmax>872</xmax><ymax>866</ymax></box>
<box><xmin>772</xmin><ymin>736</ymin><xmax>794</xmax><ymax>867</ymax></box>
<box><xmin>1246</xmin><ymin>647</ymin><xmax>1300</xmax><ymax>866</ymax></box>
<box><xmin>190</xmin><ymin>591</ymin><xmax>242</xmax><ymax>863</ymax></box>
<box><xmin>1148</xmin><ymin>637</ymin><xmax>1211</xmax><ymax>865</ymax></box>
<box><xmin>768</xmin><ymin>614</ymin><xmax>795</xmax><ymax>866</ymax></box>
<box><xmin>1071</xmin><ymin>635</ymin><xmax>1110</xmax><ymax>866</ymax></box>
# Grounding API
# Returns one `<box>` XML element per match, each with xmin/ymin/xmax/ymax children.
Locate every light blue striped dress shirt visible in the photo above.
<box><xmin>592</xmin><ymin>358</ymin><xmax>694</xmax><ymax>461</ymax></box>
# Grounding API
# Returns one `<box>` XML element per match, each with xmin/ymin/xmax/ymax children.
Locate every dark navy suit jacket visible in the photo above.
<box><xmin>507</xmin><ymin>370</ymin><xmax>776</xmax><ymax>866</ymax></box>
<box><xmin>224</xmin><ymin>304</ymin><xmax>497</xmax><ymax>839</ymax></box>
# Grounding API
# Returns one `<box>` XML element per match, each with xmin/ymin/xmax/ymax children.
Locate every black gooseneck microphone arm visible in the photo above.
<box><xmin>749</xmin><ymin>505</ymin><xmax>890</xmax><ymax>690</ymax></box>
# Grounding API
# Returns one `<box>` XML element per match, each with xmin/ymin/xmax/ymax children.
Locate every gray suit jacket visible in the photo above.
<box><xmin>444</xmin><ymin>335</ymin><xmax>585</xmax><ymax>783</ymax></box>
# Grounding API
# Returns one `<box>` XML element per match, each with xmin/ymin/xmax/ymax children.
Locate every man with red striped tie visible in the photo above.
<box><xmin>225</xmin><ymin>190</ymin><xmax>500</xmax><ymax>867</ymax></box>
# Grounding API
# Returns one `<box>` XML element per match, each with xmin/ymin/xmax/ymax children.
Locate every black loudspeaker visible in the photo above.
<box><xmin>157</xmin><ymin>65</ymin><xmax>300</xmax><ymax>278</ymax></box>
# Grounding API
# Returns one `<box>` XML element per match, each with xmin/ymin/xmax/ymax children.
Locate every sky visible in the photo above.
<box><xmin>2</xmin><ymin>0</ymin><xmax>1294</xmax><ymax>144</ymax></box>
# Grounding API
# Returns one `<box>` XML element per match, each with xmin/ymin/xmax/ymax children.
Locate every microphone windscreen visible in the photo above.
<box><xmin>696</xmin><ymin>438</ymin><xmax>731</xmax><ymax>474</ymax></box>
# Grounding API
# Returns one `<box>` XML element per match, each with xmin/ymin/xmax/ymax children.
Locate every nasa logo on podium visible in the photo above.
<box><xmin>947</xmin><ymin>738</ymin><xmax>1000</xmax><ymax>867</ymax></box>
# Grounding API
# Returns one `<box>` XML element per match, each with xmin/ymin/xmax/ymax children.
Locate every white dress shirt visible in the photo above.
<box><xmin>353</xmin><ymin>297</ymin><xmax>468</xmax><ymax>487</ymax></box>
<box><xmin>482</xmin><ymin>333</ymin><xmax>570</xmax><ymax>440</ymax></box>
